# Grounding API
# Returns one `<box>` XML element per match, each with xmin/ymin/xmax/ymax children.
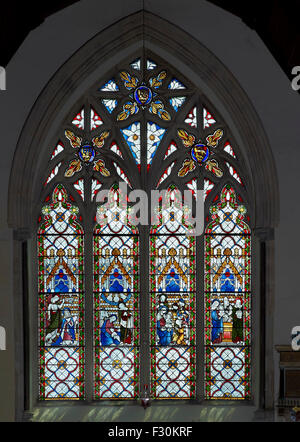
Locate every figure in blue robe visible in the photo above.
<box><xmin>165</xmin><ymin>268</ymin><xmax>180</xmax><ymax>292</ymax></box>
<box><xmin>220</xmin><ymin>268</ymin><xmax>235</xmax><ymax>292</ymax></box>
<box><xmin>157</xmin><ymin>306</ymin><xmax>173</xmax><ymax>345</ymax></box>
<box><xmin>211</xmin><ymin>301</ymin><xmax>223</xmax><ymax>344</ymax></box>
<box><xmin>52</xmin><ymin>307</ymin><xmax>76</xmax><ymax>346</ymax></box>
<box><xmin>100</xmin><ymin>314</ymin><xmax>120</xmax><ymax>345</ymax></box>
<box><xmin>54</xmin><ymin>268</ymin><xmax>69</xmax><ymax>293</ymax></box>
<box><xmin>109</xmin><ymin>268</ymin><xmax>124</xmax><ymax>292</ymax></box>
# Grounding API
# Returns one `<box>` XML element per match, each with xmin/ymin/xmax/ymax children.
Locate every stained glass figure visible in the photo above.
<box><xmin>38</xmin><ymin>184</ymin><xmax>85</xmax><ymax>399</ymax></box>
<box><xmin>116</xmin><ymin>71</ymin><xmax>171</xmax><ymax>122</ymax></box>
<box><xmin>204</xmin><ymin>185</ymin><xmax>251</xmax><ymax>399</ymax></box>
<box><xmin>150</xmin><ymin>186</ymin><xmax>196</xmax><ymax>398</ymax></box>
<box><xmin>94</xmin><ymin>185</ymin><xmax>139</xmax><ymax>399</ymax></box>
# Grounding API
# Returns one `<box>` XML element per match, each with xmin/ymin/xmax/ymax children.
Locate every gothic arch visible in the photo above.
<box><xmin>6</xmin><ymin>10</ymin><xmax>279</xmax><ymax>417</ymax></box>
<box><xmin>8</xmin><ymin>11</ymin><xmax>279</xmax><ymax>232</ymax></box>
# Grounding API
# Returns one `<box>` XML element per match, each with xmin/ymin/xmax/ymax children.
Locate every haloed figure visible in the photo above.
<box><xmin>211</xmin><ymin>299</ymin><xmax>223</xmax><ymax>344</ymax></box>
<box><xmin>101</xmin><ymin>314</ymin><xmax>120</xmax><ymax>346</ymax></box>
<box><xmin>52</xmin><ymin>307</ymin><xmax>77</xmax><ymax>346</ymax></box>
<box><xmin>157</xmin><ymin>305</ymin><xmax>173</xmax><ymax>345</ymax></box>
<box><xmin>232</xmin><ymin>298</ymin><xmax>243</xmax><ymax>343</ymax></box>
<box><xmin>173</xmin><ymin>298</ymin><xmax>189</xmax><ymax>345</ymax></box>
<box><xmin>45</xmin><ymin>295</ymin><xmax>65</xmax><ymax>344</ymax></box>
<box><xmin>118</xmin><ymin>301</ymin><xmax>133</xmax><ymax>344</ymax></box>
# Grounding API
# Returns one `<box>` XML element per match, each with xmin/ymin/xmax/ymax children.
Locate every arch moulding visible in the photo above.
<box><xmin>7</xmin><ymin>10</ymin><xmax>278</xmax><ymax>415</ymax></box>
<box><xmin>8</xmin><ymin>11</ymin><xmax>279</xmax><ymax>232</ymax></box>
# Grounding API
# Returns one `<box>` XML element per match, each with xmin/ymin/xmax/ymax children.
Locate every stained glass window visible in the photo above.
<box><xmin>38</xmin><ymin>52</ymin><xmax>251</xmax><ymax>403</ymax></box>
<box><xmin>38</xmin><ymin>185</ymin><xmax>85</xmax><ymax>399</ymax></box>
<box><xmin>204</xmin><ymin>185</ymin><xmax>251</xmax><ymax>399</ymax></box>
<box><xmin>150</xmin><ymin>186</ymin><xmax>196</xmax><ymax>398</ymax></box>
<box><xmin>94</xmin><ymin>185</ymin><xmax>139</xmax><ymax>399</ymax></box>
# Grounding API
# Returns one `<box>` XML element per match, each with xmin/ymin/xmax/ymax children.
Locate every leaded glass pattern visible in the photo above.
<box><xmin>38</xmin><ymin>184</ymin><xmax>85</xmax><ymax>399</ymax></box>
<box><xmin>38</xmin><ymin>51</ymin><xmax>251</xmax><ymax>403</ymax></box>
<box><xmin>93</xmin><ymin>185</ymin><xmax>139</xmax><ymax>399</ymax></box>
<box><xmin>204</xmin><ymin>185</ymin><xmax>251</xmax><ymax>399</ymax></box>
<box><xmin>150</xmin><ymin>186</ymin><xmax>196</xmax><ymax>399</ymax></box>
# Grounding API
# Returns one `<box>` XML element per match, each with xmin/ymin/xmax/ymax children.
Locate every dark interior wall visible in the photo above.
<box><xmin>1</xmin><ymin>0</ymin><xmax>299</xmax><ymax>83</ymax></box>
<box><xmin>210</xmin><ymin>0</ymin><xmax>300</xmax><ymax>81</ymax></box>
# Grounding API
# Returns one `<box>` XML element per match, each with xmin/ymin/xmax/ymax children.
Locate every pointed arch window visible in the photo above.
<box><xmin>38</xmin><ymin>185</ymin><xmax>85</xmax><ymax>399</ymax></box>
<box><xmin>37</xmin><ymin>52</ymin><xmax>252</xmax><ymax>402</ymax></box>
<box><xmin>93</xmin><ymin>185</ymin><xmax>139</xmax><ymax>399</ymax></box>
<box><xmin>150</xmin><ymin>186</ymin><xmax>196</xmax><ymax>399</ymax></box>
<box><xmin>205</xmin><ymin>185</ymin><xmax>251</xmax><ymax>400</ymax></box>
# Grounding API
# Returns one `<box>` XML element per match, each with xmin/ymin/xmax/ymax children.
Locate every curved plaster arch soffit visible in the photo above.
<box><xmin>8</xmin><ymin>11</ymin><xmax>279</xmax><ymax>232</ymax></box>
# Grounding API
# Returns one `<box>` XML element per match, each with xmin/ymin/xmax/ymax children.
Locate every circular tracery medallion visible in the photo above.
<box><xmin>191</xmin><ymin>143</ymin><xmax>210</xmax><ymax>164</ymax></box>
<box><xmin>134</xmin><ymin>85</ymin><xmax>152</xmax><ymax>106</ymax></box>
<box><xmin>78</xmin><ymin>144</ymin><xmax>96</xmax><ymax>163</ymax></box>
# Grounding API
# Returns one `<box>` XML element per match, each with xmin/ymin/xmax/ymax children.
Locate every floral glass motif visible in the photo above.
<box><xmin>186</xmin><ymin>178</ymin><xmax>215</xmax><ymax>202</ymax></box>
<box><xmin>204</xmin><ymin>185</ymin><xmax>251</xmax><ymax>400</ymax></box>
<box><xmin>150</xmin><ymin>186</ymin><xmax>196</xmax><ymax>399</ymax></box>
<box><xmin>38</xmin><ymin>185</ymin><xmax>84</xmax><ymax>399</ymax></box>
<box><xmin>203</xmin><ymin>108</ymin><xmax>216</xmax><ymax>129</ymax></box>
<box><xmin>72</xmin><ymin>108</ymin><xmax>85</xmax><ymax>130</ymax></box>
<box><xmin>147</xmin><ymin>122</ymin><xmax>166</xmax><ymax>165</ymax></box>
<box><xmin>120</xmin><ymin>123</ymin><xmax>141</xmax><ymax>166</ymax></box>
<box><xmin>44</xmin><ymin>106</ymin><xmax>114</xmax><ymax>195</ymax></box>
<box><xmin>184</xmin><ymin>107</ymin><xmax>197</xmax><ymax>128</ymax></box>
<box><xmin>90</xmin><ymin>108</ymin><xmax>103</xmax><ymax>130</ymax></box>
<box><xmin>94</xmin><ymin>185</ymin><xmax>139</xmax><ymax>399</ymax></box>
<box><xmin>73</xmin><ymin>179</ymin><xmax>84</xmax><ymax>201</ymax></box>
<box><xmin>91</xmin><ymin>179</ymin><xmax>102</xmax><ymax>201</ymax></box>
<box><xmin>113</xmin><ymin>70</ymin><xmax>171</xmax><ymax>122</ymax></box>
<box><xmin>177</xmin><ymin>128</ymin><xmax>224</xmax><ymax>178</ymax></box>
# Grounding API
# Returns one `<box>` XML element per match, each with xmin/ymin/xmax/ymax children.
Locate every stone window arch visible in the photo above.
<box><xmin>8</xmin><ymin>12</ymin><xmax>278</xmax><ymax>412</ymax></box>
